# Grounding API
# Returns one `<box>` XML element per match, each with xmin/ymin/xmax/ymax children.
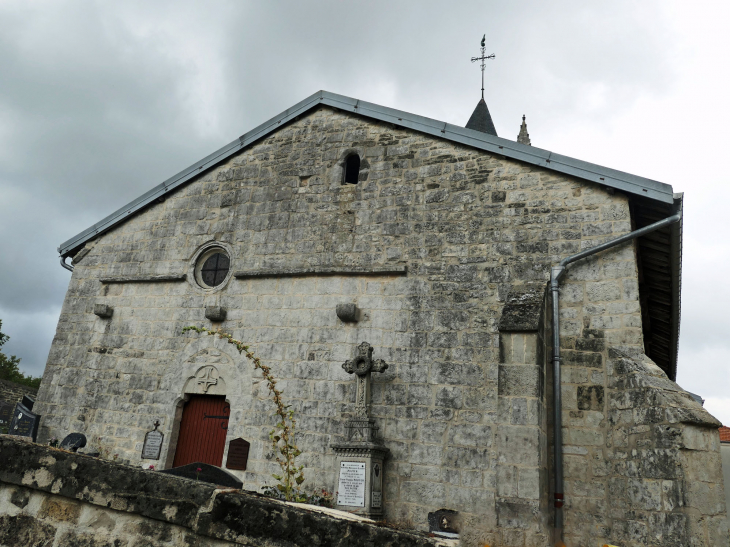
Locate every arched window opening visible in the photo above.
<box><xmin>343</xmin><ymin>154</ymin><xmax>360</xmax><ymax>184</ymax></box>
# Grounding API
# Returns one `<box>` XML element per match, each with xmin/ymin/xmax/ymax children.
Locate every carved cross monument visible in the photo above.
<box><xmin>342</xmin><ymin>342</ymin><xmax>388</xmax><ymax>419</ymax></box>
<box><xmin>332</xmin><ymin>342</ymin><xmax>390</xmax><ymax>518</ymax></box>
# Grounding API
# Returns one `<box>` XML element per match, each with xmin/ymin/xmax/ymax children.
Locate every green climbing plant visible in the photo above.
<box><xmin>182</xmin><ymin>326</ymin><xmax>305</xmax><ymax>502</ymax></box>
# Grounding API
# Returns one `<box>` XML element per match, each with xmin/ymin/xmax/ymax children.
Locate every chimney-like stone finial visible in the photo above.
<box><xmin>517</xmin><ymin>114</ymin><xmax>531</xmax><ymax>146</ymax></box>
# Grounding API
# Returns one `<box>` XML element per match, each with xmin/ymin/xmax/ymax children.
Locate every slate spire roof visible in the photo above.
<box><xmin>465</xmin><ymin>97</ymin><xmax>498</xmax><ymax>136</ymax></box>
<box><xmin>517</xmin><ymin>115</ymin><xmax>531</xmax><ymax>146</ymax></box>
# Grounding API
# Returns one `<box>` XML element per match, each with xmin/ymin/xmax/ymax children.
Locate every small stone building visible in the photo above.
<box><xmin>35</xmin><ymin>91</ymin><xmax>727</xmax><ymax>545</ymax></box>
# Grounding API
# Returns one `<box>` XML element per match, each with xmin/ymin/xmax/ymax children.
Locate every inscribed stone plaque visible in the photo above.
<box><xmin>337</xmin><ymin>461</ymin><xmax>366</xmax><ymax>507</ymax></box>
<box><xmin>8</xmin><ymin>403</ymin><xmax>39</xmax><ymax>441</ymax></box>
<box><xmin>225</xmin><ymin>438</ymin><xmax>250</xmax><ymax>471</ymax></box>
<box><xmin>371</xmin><ymin>461</ymin><xmax>383</xmax><ymax>508</ymax></box>
<box><xmin>142</xmin><ymin>430</ymin><xmax>164</xmax><ymax>460</ymax></box>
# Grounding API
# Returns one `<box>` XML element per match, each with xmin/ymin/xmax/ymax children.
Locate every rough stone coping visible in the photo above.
<box><xmin>234</xmin><ymin>265</ymin><xmax>407</xmax><ymax>279</ymax></box>
<box><xmin>0</xmin><ymin>435</ymin><xmax>452</xmax><ymax>546</ymax></box>
<box><xmin>99</xmin><ymin>274</ymin><xmax>187</xmax><ymax>283</ymax></box>
<box><xmin>608</xmin><ymin>348</ymin><xmax>722</xmax><ymax>428</ymax></box>
<box><xmin>498</xmin><ymin>282</ymin><xmax>546</xmax><ymax>332</ymax></box>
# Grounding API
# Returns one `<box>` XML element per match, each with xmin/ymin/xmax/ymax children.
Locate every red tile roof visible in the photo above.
<box><xmin>720</xmin><ymin>427</ymin><xmax>730</xmax><ymax>443</ymax></box>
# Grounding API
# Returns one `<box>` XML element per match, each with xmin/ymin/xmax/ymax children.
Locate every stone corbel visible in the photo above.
<box><xmin>336</xmin><ymin>303</ymin><xmax>359</xmax><ymax>323</ymax></box>
<box><xmin>93</xmin><ymin>304</ymin><xmax>113</xmax><ymax>319</ymax></box>
<box><xmin>205</xmin><ymin>306</ymin><xmax>227</xmax><ymax>322</ymax></box>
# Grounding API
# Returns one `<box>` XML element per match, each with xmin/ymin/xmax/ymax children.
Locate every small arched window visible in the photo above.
<box><xmin>343</xmin><ymin>154</ymin><xmax>360</xmax><ymax>184</ymax></box>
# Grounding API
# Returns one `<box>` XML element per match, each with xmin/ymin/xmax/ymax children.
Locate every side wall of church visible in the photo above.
<box><xmin>36</xmin><ymin>107</ymin><xmax>646</xmax><ymax>544</ymax></box>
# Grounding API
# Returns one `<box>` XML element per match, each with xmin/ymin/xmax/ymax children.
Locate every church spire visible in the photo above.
<box><xmin>466</xmin><ymin>35</ymin><xmax>498</xmax><ymax>136</ymax></box>
<box><xmin>517</xmin><ymin>114</ymin><xmax>531</xmax><ymax>146</ymax></box>
<box><xmin>465</xmin><ymin>98</ymin><xmax>498</xmax><ymax>136</ymax></box>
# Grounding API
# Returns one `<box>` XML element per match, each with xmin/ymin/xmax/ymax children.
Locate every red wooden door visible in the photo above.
<box><xmin>173</xmin><ymin>395</ymin><xmax>229</xmax><ymax>468</ymax></box>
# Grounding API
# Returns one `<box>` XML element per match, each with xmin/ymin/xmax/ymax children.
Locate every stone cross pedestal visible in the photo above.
<box><xmin>331</xmin><ymin>342</ymin><xmax>390</xmax><ymax>518</ymax></box>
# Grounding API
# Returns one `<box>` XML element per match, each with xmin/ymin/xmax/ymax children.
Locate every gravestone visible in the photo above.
<box><xmin>60</xmin><ymin>432</ymin><xmax>87</xmax><ymax>452</ymax></box>
<box><xmin>331</xmin><ymin>342</ymin><xmax>390</xmax><ymax>518</ymax></box>
<box><xmin>428</xmin><ymin>508</ymin><xmax>460</xmax><ymax>538</ymax></box>
<box><xmin>8</xmin><ymin>402</ymin><xmax>40</xmax><ymax>441</ymax></box>
<box><xmin>0</xmin><ymin>400</ymin><xmax>13</xmax><ymax>430</ymax></box>
<box><xmin>141</xmin><ymin>421</ymin><xmax>164</xmax><ymax>460</ymax></box>
<box><xmin>225</xmin><ymin>438</ymin><xmax>250</xmax><ymax>471</ymax></box>
<box><xmin>22</xmin><ymin>394</ymin><xmax>35</xmax><ymax>411</ymax></box>
<box><xmin>159</xmin><ymin>462</ymin><xmax>242</xmax><ymax>488</ymax></box>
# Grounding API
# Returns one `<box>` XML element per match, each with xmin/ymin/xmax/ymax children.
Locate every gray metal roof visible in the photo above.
<box><xmin>58</xmin><ymin>90</ymin><xmax>676</xmax><ymax>257</ymax></box>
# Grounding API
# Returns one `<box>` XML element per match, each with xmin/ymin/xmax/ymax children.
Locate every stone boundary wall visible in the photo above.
<box><xmin>0</xmin><ymin>436</ymin><xmax>454</xmax><ymax>547</ymax></box>
<box><xmin>0</xmin><ymin>379</ymin><xmax>37</xmax><ymax>405</ymax></box>
<box><xmin>563</xmin><ymin>349</ymin><xmax>729</xmax><ymax>546</ymax></box>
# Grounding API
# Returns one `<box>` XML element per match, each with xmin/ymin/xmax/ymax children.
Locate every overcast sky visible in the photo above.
<box><xmin>1</xmin><ymin>1</ymin><xmax>728</xmax><ymax>423</ymax></box>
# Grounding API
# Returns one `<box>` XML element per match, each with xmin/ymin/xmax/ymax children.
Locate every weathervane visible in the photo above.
<box><xmin>471</xmin><ymin>34</ymin><xmax>495</xmax><ymax>99</ymax></box>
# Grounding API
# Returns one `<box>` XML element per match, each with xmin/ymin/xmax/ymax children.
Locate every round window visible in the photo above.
<box><xmin>195</xmin><ymin>249</ymin><xmax>230</xmax><ymax>289</ymax></box>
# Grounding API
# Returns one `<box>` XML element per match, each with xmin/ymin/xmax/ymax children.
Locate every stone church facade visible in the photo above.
<box><xmin>36</xmin><ymin>92</ymin><xmax>727</xmax><ymax>545</ymax></box>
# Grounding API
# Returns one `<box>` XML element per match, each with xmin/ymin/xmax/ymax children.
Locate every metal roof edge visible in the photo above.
<box><xmin>59</xmin><ymin>90</ymin><xmax>676</xmax><ymax>257</ymax></box>
<box><xmin>669</xmin><ymin>192</ymin><xmax>684</xmax><ymax>380</ymax></box>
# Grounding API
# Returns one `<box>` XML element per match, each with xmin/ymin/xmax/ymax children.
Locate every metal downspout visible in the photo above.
<box><xmin>550</xmin><ymin>212</ymin><xmax>681</xmax><ymax>541</ymax></box>
<box><xmin>60</xmin><ymin>256</ymin><xmax>74</xmax><ymax>272</ymax></box>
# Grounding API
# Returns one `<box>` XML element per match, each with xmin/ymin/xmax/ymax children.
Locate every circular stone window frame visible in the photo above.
<box><xmin>188</xmin><ymin>241</ymin><xmax>235</xmax><ymax>293</ymax></box>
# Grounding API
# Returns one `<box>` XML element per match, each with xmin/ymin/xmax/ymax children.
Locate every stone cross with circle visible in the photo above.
<box><xmin>342</xmin><ymin>342</ymin><xmax>388</xmax><ymax>418</ymax></box>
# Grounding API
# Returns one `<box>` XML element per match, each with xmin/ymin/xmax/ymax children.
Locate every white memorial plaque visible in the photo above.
<box><xmin>337</xmin><ymin>461</ymin><xmax>366</xmax><ymax>507</ymax></box>
<box><xmin>142</xmin><ymin>430</ymin><xmax>164</xmax><ymax>460</ymax></box>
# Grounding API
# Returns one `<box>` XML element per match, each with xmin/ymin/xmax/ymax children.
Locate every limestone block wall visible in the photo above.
<box><xmin>560</xmin><ymin>349</ymin><xmax>729</xmax><ymax>546</ymax></box>
<box><xmin>36</xmin><ymin>106</ymin><xmax>646</xmax><ymax>539</ymax></box>
<box><xmin>493</xmin><ymin>331</ymin><xmax>549</xmax><ymax>546</ymax></box>
<box><xmin>722</xmin><ymin>442</ymin><xmax>730</xmax><ymax>527</ymax></box>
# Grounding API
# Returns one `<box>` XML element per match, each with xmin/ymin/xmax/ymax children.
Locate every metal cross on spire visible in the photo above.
<box><xmin>471</xmin><ymin>34</ymin><xmax>495</xmax><ymax>99</ymax></box>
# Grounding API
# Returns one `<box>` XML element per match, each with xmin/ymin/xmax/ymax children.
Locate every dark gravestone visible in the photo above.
<box><xmin>427</xmin><ymin>508</ymin><xmax>460</xmax><ymax>536</ymax></box>
<box><xmin>142</xmin><ymin>429</ymin><xmax>164</xmax><ymax>460</ymax></box>
<box><xmin>0</xmin><ymin>400</ymin><xmax>13</xmax><ymax>428</ymax></box>
<box><xmin>22</xmin><ymin>395</ymin><xmax>35</xmax><ymax>411</ymax></box>
<box><xmin>9</xmin><ymin>403</ymin><xmax>40</xmax><ymax>441</ymax></box>
<box><xmin>225</xmin><ymin>438</ymin><xmax>250</xmax><ymax>471</ymax></box>
<box><xmin>59</xmin><ymin>433</ymin><xmax>87</xmax><ymax>452</ymax></box>
<box><xmin>159</xmin><ymin>462</ymin><xmax>242</xmax><ymax>489</ymax></box>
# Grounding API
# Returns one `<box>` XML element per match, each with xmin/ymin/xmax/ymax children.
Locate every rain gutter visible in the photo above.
<box><xmin>550</xmin><ymin>212</ymin><xmax>681</xmax><ymax>540</ymax></box>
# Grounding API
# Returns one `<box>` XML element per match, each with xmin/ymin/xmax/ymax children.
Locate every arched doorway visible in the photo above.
<box><xmin>172</xmin><ymin>394</ymin><xmax>229</xmax><ymax>467</ymax></box>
